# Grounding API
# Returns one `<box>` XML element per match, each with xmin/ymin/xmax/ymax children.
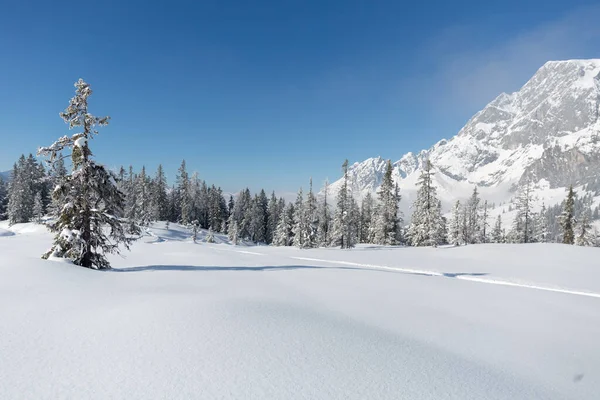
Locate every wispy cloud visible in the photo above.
<box><xmin>409</xmin><ymin>5</ymin><xmax>600</xmax><ymax>115</ymax></box>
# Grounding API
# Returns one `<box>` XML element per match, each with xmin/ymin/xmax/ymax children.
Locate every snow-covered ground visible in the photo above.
<box><xmin>1</xmin><ymin>221</ymin><xmax>599</xmax><ymax>399</ymax></box>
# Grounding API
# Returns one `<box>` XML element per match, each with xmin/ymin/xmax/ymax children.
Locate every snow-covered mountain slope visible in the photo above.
<box><xmin>328</xmin><ymin>60</ymin><xmax>600</xmax><ymax>214</ymax></box>
<box><xmin>1</xmin><ymin>221</ymin><xmax>600</xmax><ymax>399</ymax></box>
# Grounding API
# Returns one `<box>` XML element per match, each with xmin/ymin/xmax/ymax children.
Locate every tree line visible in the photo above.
<box><xmin>4</xmin><ymin>149</ymin><xmax>598</xmax><ymax>251</ymax></box>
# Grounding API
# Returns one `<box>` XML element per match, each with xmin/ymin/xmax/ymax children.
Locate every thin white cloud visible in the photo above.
<box><xmin>410</xmin><ymin>4</ymin><xmax>600</xmax><ymax>114</ymax></box>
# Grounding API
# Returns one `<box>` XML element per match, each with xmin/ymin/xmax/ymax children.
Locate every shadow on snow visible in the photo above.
<box><xmin>111</xmin><ymin>265</ymin><xmax>489</xmax><ymax>279</ymax></box>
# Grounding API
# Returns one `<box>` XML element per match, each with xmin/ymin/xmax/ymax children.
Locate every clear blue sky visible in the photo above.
<box><xmin>1</xmin><ymin>0</ymin><xmax>599</xmax><ymax>195</ymax></box>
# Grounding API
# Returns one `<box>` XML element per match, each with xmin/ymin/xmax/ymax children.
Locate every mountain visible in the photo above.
<box><xmin>327</xmin><ymin>59</ymin><xmax>600</xmax><ymax>216</ymax></box>
<box><xmin>0</xmin><ymin>171</ymin><xmax>10</xmax><ymax>182</ymax></box>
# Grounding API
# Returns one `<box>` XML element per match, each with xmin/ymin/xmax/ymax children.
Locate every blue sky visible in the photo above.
<box><xmin>1</xmin><ymin>0</ymin><xmax>599</xmax><ymax>195</ymax></box>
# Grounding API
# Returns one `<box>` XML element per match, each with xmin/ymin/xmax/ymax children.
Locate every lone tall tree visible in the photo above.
<box><xmin>38</xmin><ymin>79</ymin><xmax>134</xmax><ymax>269</ymax></box>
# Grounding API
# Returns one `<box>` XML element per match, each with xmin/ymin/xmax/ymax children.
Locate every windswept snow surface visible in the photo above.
<box><xmin>0</xmin><ymin>222</ymin><xmax>599</xmax><ymax>399</ymax></box>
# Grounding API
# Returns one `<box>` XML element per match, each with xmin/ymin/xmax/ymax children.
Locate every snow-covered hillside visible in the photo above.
<box><xmin>328</xmin><ymin>60</ymin><xmax>600</xmax><ymax>216</ymax></box>
<box><xmin>1</xmin><ymin>221</ymin><xmax>599</xmax><ymax>399</ymax></box>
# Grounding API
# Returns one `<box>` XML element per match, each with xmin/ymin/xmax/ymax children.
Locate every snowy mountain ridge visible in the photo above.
<box><xmin>328</xmin><ymin>59</ymin><xmax>600</xmax><ymax>213</ymax></box>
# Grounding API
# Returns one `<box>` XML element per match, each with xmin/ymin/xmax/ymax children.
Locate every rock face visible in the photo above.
<box><xmin>328</xmin><ymin>60</ymin><xmax>600</xmax><ymax>210</ymax></box>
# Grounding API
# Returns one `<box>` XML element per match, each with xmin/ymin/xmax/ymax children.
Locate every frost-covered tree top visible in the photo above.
<box><xmin>39</xmin><ymin>79</ymin><xmax>109</xmax><ymax>164</ymax></box>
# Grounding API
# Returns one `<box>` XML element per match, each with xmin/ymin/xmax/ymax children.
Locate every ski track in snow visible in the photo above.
<box><xmin>291</xmin><ymin>256</ymin><xmax>600</xmax><ymax>299</ymax></box>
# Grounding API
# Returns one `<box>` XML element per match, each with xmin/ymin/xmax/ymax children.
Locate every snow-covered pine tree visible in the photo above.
<box><xmin>332</xmin><ymin>160</ymin><xmax>356</xmax><ymax>249</ymax></box>
<box><xmin>534</xmin><ymin>203</ymin><xmax>549</xmax><ymax>243</ymax></box>
<box><xmin>177</xmin><ymin>160</ymin><xmax>191</xmax><ymax>225</ymax></box>
<box><xmin>191</xmin><ymin>220</ymin><xmax>200</xmax><ymax>243</ymax></box>
<box><xmin>373</xmin><ymin>160</ymin><xmax>400</xmax><ymax>245</ymax></box>
<box><xmin>408</xmin><ymin>160</ymin><xmax>442</xmax><ymax>246</ymax></box>
<box><xmin>304</xmin><ymin>178</ymin><xmax>319</xmax><ymax>248</ymax></box>
<box><xmin>466</xmin><ymin>187</ymin><xmax>481</xmax><ymax>244</ymax></box>
<box><xmin>393</xmin><ymin>183</ymin><xmax>405</xmax><ymax>244</ymax></box>
<box><xmin>248</xmin><ymin>190</ymin><xmax>268</xmax><ymax>243</ymax></box>
<box><xmin>575</xmin><ymin>211</ymin><xmax>595</xmax><ymax>246</ymax></box>
<box><xmin>460</xmin><ymin>205</ymin><xmax>468</xmax><ymax>245</ymax></box>
<box><xmin>481</xmin><ymin>200</ymin><xmax>489</xmax><ymax>243</ymax></box>
<box><xmin>266</xmin><ymin>191</ymin><xmax>279</xmax><ymax>244</ymax></box>
<box><xmin>431</xmin><ymin>200</ymin><xmax>447</xmax><ymax>247</ymax></box>
<box><xmin>273</xmin><ymin>203</ymin><xmax>295</xmax><ymax>246</ymax></box>
<box><xmin>492</xmin><ymin>215</ymin><xmax>503</xmax><ymax>243</ymax></box>
<box><xmin>30</xmin><ymin>155</ymin><xmax>50</xmax><ymax>210</ymax></box>
<box><xmin>167</xmin><ymin>185</ymin><xmax>180</xmax><ymax>223</ymax></box>
<box><xmin>205</xmin><ymin>227</ymin><xmax>215</xmax><ymax>243</ymax></box>
<box><xmin>512</xmin><ymin>181</ymin><xmax>534</xmax><ymax>243</ymax></box>
<box><xmin>360</xmin><ymin>192</ymin><xmax>374</xmax><ymax>243</ymax></box>
<box><xmin>228</xmin><ymin>189</ymin><xmax>250</xmax><ymax>240</ymax></box>
<box><xmin>348</xmin><ymin>194</ymin><xmax>361</xmax><ymax>247</ymax></box>
<box><xmin>37</xmin><ymin>79</ymin><xmax>134</xmax><ymax>269</ymax></box>
<box><xmin>33</xmin><ymin>191</ymin><xmax>44</xmax><ymax>223</ymax></box>
<box><xmin>208</xmin><ymin>186</ymin><xmax>228</xmax><ymax>233</ymax></box>
<box><xmin>317</xmin><ymin>180</ymin><xmax>331</xmax><ymax>246</ymax></box>
<box><xmin>228</xmin><ymin>195</ymin><xmax>235</xmax><ymax>218</ymax></box>
<box><xmin>7</xmin><ymin>156</ymin><xmax>34</xmax><ymax>224</ymax></box>
<box><xmin>188</xmin><ymin>173</ymin><xmax>202</xmax><ymax>225</ymax></box>
<box><xmin>193</xmin><ymin>178</ymin><xmax>209</xmax><ymax>228</ymax></box>
<box><xmin>153</xmin><ymin>164</ymin><xmax>169</xmax><ymax>221</ymax></box>
<box><xmin>124</xmin><ymin>165</ymin><xmax>138</xmax><ymax>232</ymax></box>
<box><xmin>0</xmin><ymin>175</ymin><xmax>7</xmax><ymax>220</ymax></box>
<box><xmin>135</xmin><ymin>166</ymin><xmax>153</xmax><ymax>227</ymax></box>
<box><xmin>292</xmin><ymin>187</ymin><xmax>308</xmax><ymax>248</ymax></box>
<box><xmin>238</xmin><ymin>189</ymin><xmax>253</xmax><ymax>240</ymax></box>
<box><xmin>228</xmin><ymin>220</ymin><xmax>240</xmax><ymax>245</ymax></box>
<box><xmin>561</xmin><ymin>185</ymin><xmax>575</xmax><ymax>245</ymax></box>
<box><xmin>448</xmin><ymin>200</ymin><xmax>462</xmax><ymax>246</ymax></box>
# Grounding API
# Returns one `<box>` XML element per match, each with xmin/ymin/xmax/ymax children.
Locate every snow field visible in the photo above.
<box><xmin>0</xmin><ymin>221</ymin><xmax>599</xmax><ymax>399</ymax></box>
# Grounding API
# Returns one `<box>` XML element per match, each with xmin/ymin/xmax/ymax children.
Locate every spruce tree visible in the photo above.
<box><xmin>317</xmin><ymin>180</ymin><xmax>331</xmax><ymax>246</ymax></box>
<box><xmin>512</xmin><ymin>181</ymin><xmax>534</xmax><ymax>243</ymax></box>
<box><xmin>466</xmin><ymin>187</ymin><xmax>481</xmax><ymax>244</ymax></box>
<box><xmin>575</xmin><ymin>212</ymin><xmax>594</xmax><ymax>246</ymax></box>
<box><xmin>228</xmin><ymin>220</ymin><xmax>240</xmax><ymax>244</ymax></box>
<box><xmin>124</xmin><ymin>165</ymin><xmax>138</xmax><ymax>232</ymax></box>
<box><xmin>33</xmin><ymin>191</ymin><xmax>44</xmax><ymax>223</ymax></box>
<box><xmin>153</xmin><ymin>164</ymin><xmax>169</xmax><ymax>221</ymax></box>
<box><xmin>408</xmin><ymin>160</ymin><xmax>443</xmax><ymax>246</ymax></box>
<box><xmin>8</xmin><ymin>156</ymin><xmax>34</xmax><ymax>224</ymax></box>
<box><xmin>431</xmin><ymin>200</ymin><xmax>447</xmax><ymax>246</ymax></box>
<box><xmin>266</xmin><ymin>191</ymin><xmax>279</xmax><ymax>244</ymax></box>
<box><xmin>332</xmin><ymin>160</ymin><xmax>356</xmax><ymax>249</ymax></box>
<box><xmin>360</xmin><ymin>192</ymin><xmax>374</xmax><ymax>243</ymax></box>
<box><xmin>292</xmin><ymin>187</ymin><xmax>307</xmax><ymax>248</ymax></box>
<box><xmin>481</xmin><ymin>200</ymin><xmax>489</xmax><ymax>243</ymax></box>
<box><xmin>177</xmin><ymin>160</ymin><xmax>191</xmax><ymax>224</ymax></box>
<box><xmin>535</xmin><ymin>204</ymin><xmax>548</xmax><ymax>243</ymax></box>
<box><xmin>273</xmin><ymin>203</ymin><xmax>295</xmax><ymax>246</ymax></box>
<box><xmin>373</xmin><ymin>160</ymin><xmax>400</xmax><ymax>245</ymax></box>
<box><xmin>492</xmin><ymin>215</ymin><xmax>504</xmax><ymax>243</ymax></box>
<box><xmin>393</xmin><ymin>183</ymin><xmax>405</xmax><ymax>244</ymax></box>
<box><xmin>228</xmin><ymin>189</ymin><xmax>251</xmax><ymax>241</ymax></box>
<box><xmin>304</xmin><ymin>179</ymin><xmax>319</xmax><ymax>248</ymax></box>
<box><xmin>448</xmin><ymin>200</ymin><xmax>462</xmax><ymax>245</ymax></box>
<box><xmin>561</xmin><ymin>185</ymin><xmax>575</xmax><ymax>245</ymax></box>
<box><xmin>37</xmin><ymin>79</ymin><xmax>134</xmax><ymax>269</ymax></box>
<box><xmin>135</xmin><ymin>166</ymin><xmax>153</xmax><ymax>227</ymax></box>
<box><xmin>249</xmin><ymin>190</ymin><xmax>268</xmax><ymax>243</ymax></box>
<box><xmin>0</xmin><ymin>175</ymin><xmax>7</xmax><ymax>220</ymax></box>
